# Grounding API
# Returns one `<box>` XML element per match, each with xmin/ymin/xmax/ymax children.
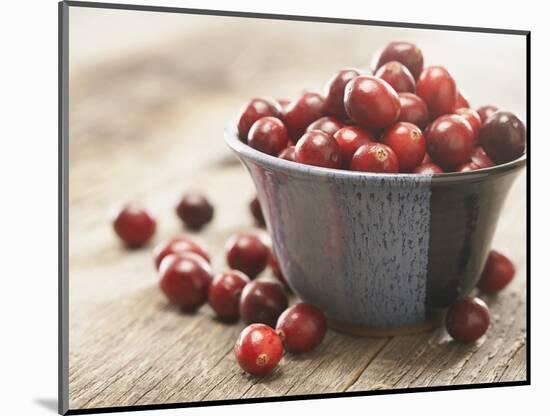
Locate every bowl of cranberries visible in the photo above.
<box><xmin>225</xmin><ymin>41</ymin><xmax>526</xmax><ymax>334</ymax></box>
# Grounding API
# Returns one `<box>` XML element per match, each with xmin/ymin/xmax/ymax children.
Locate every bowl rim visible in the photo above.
<box><xmin>224</xmin><ymin>125</ymin><xmax>527</xmax><ymax>182</ymax></box>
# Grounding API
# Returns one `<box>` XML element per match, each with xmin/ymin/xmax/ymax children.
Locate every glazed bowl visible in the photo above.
<box><xmin>225</xmin><ymin>128</ymin><xmax>526</xmax><ymax>336</ymax></box>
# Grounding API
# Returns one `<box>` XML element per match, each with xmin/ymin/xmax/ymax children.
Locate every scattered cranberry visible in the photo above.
<box><xmin>153</xmin><ymin>235</ymin><xmax>210</xmax><ymax>269</ymax></box>
<box><xmin>413</xmin><ymin>162</ymin><xmax>444</xmax><ymax>174</ymax></box>
<box><xmin>159</xmin><ymin>253</ymin><xmax>213</xmax><ymax>311</ymax></box>
<box><xmin>477</xmin><ymin>250</ymin><xmax>515</xmax><ymax>294</ymax></box>
<box><xmin>249</xmin><ymin>196</ymin><xmax>265</xmax><ymax>227</ymax></box>
<box><xmin>372</xmin><ymin>41</ymin><xmax>424</xmax><ymax>79</ymax></box>
<box><xmin>306</xmin><ymin>116</ymin><xmax>344</xmax><ymax>136</ymax></box>
<box><xmin>234</xmin><ymin>323</ymin><xmax>283</xmax><ymax>376</ymax></box>
<box><xmin>324</xmin><ymin>68</ymin><xmax>362</xmax><ymax>119</ymax></box>
<box><xmin>248</xmin><ymin>116</ymin><xmax>289</xmax><ymax>156</ymax></box>
<box><xmin>478</xmin><ymin>111</ymin><xmax>526</xmax><ymax>164</ymax></box>
<box><xmin>416</xmin><ymin>66</ymin><xmax>457</xmax><ymax>118</ymax></box>
<box><xmin>397</xmin><ymin>92</ymin><xmax>430</xmax><ymax>130</ymax></box>
<box><xmin>239</xmin><ymin>280</ymin><xmax>289</xmax><ymax>326</ymax></box>
<box><xmin>237</xmin><ymin>98</ymin><xmax>282</xmax><ymax>141</ymax></box>
<box><xmin>295</xmin><ymin>130</ymin><xmax>341</xmax><ymax>169</ymax></box>
<box><xmin>276</xmin><ymin>303</ymin><xmax>327</xmax><ymax>353</ymax></box>
<box><xmin>344</xmin><ymin>76</ymin><xmax>401</xmax><ymax>130</ymax></box>
<box><xmin>278</xmin><ymin>146</ymin><xmax>297</xmax><ymax>162</ymax></box>
<box><xmin>176</xmin><ymin>191</ymin><xmax>214</xmax><ymax>231</ymax></box>
<box><xmin>112</xmin><ymin>203</ymin><xmax>156</xmax><ymax>248</ymax></box>
<box><xmin>351</xmin><ymin>143</ymin><xmax>399</xmax><ymax>173</ymax></box>
<box><xmin>470</xmin><ymin>146</ymin><xmax>495</xmax><ymax>169</ymax></box>
<box><xmin>425</xmin><ymin>115</ymin><xmax>475</xmax><ymax>169</ymax></box>
<box><xmin>374</xmin><ymin>61</ymin><xmax>415</xmax><ymax>93</ymax></box>
<box><xmin>381</xmin><ymin>122</ymin><xmax>426</xmax><ymax>172</ymax></box>
<box><xmin>446</xmin><ymin>297</ymin><xmax>490</xmax><ymax>343</ymax></box>
<box><xmin>455</xmin><ymin>91</ymin><xmax>470</xmax><ymax>109</ymax></box>
<box><xmin>208</xmin><ymin>270</ymin><xmax>250</xmax><ymax>321</ymax></box>
<box><xmin>477</xmin><ymin>105</ymin><xmax>499</xmax><ymax>125</ymax></box>
<box><xmin>455</xmin><ymin>107</ymin><xmax>482</xmax><ymax>140</ymax></box>
<box><xmin>456</xmin><ymin>162</ymin><xmax>480</xmax><ymax>172</ymax></box>
<box><xmin>270</xmin><ymin>251</ymin><xmax>290</xmax><ymax>290</ymax></box>
<box><xmin>333</xmin><ymin>126</ymin><xmax>375</xmax><ymax>168</ymax></box>
<box><xmin>283</xmin><ymin>92</ymin><xmax>326</xmax><ymax>141</ymax></box>
<box><xmin>225</xmin><ymin>232</ymin><xmax>270</xmax><ymax>279</ymax></box>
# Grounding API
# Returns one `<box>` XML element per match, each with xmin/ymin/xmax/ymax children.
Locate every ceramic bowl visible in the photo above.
<box><xmin>225</xmin><ymin>128</ymin><xmax>526</xmax><ymax>336</ymax></box>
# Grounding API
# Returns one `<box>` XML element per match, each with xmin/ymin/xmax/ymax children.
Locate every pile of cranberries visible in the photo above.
<box><xmin>236</xmin><ymin>41</ymin><xmax>526</xmax><ymax>174</ymax></box>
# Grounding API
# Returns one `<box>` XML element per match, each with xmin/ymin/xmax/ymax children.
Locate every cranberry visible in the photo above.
<box><xmin>425</xmin><ymin>115</ymin><xmax>475</xmax><ymax>169</ymax></box>
<box><xmin>306</xmin><ymin>116</ymin><xmax>344</xmax><ymax>136</ymax></box>
<box><xmin>478</xmin><ymin>111</ymin><xmax>526</xmax><ymax>164</ymax></box>
<box><xmin>455</xmin><ymin>91</ymin><xmax>470</xmax><ymax>109</ymax></box>
<box><xmin>237</xmin><ymin>98</ymin><xmax>282</xmax><ymax>141</ymax></box>
<box><xmin>397</xmin><ymin>93</ymin><xmax>430</xmax><ymax>130</ymax></box>
<box><xmin>372</xmin><ymin>41</ymin><xmax>424</xmax><ymax>80</ymax></box>
<box><xmin>283</xmin><ymin>92</ymin><xmax>326</xmax><ymax>141</ymax></box>
<box><xmin>234</xmin><ymin>324</ymin><xmax>283</xmax><ymax>376</ymax></box>
<box><xmin>344</xmin><ymin>76</ymin><xmax>401</xmax><ymax>130</ymax></box>
<box><xmin>456</xmin><ymin>162</ymin><xmax>480</xmax><ymax>172</ymax></box>
<box><xmin>277</xmin><ymin>98</ymin><xmax>290</xmax><ymax>109</ymax></box>
<box><xmin>413</xmin><ymin>162</ymin><xmax>444</xmax><ymax>174</ymax></box>
<box><xmin>381</xmin><ymin>122</ymin><xmax>426</xmax><ymax>172</ymax></box>
<box><xmin>153</xmin><ymin>235</ymin><xmax>210</xmax><ymax>269</ymax></box>
<box><xmin>248</xmin><ymin>116</ymin><xmax>289</xmax><ymax>156</ymax></box>
<box><xmin>159</xmin><ymin>252</ymin><xmax>213</xmax><ymax>311</ymax></box>
<box><xmin>295</xmin><ymin>131</ymin><xmax>341</xmax><ymax>169</ymax></box>
<box><xmin>112</xmin><ymin>203</ymin><xmax>156</xmax><ymax>247</ymax></box>
<box><xmin>421</xmin><ymin>152</ymin><xmax>432</xmax><ymax>164</ymax></box>
<box><xmin>416</xmin><ymin>66</ymin><xmax>457</xmax><ymax>118</ymax></box>
<box><xmin>225</xmin><ymin>232</ymin><xmax>270</xmax><ymax>278</ymax></box>
<box><xmin>239</xmin><ymin>280</ymin><xmax>289</xmax><ymax>326</ymax></box>
<box><xmin>477</xmin><ymin>105</ymin><xmax>499</xmax><ymax>125</ymax></box>
<box><xmin>477</xmin><ymin>250</ymin><xmax>515</xmax><ymax>294</ymax></box>
<box><xmin>351</xmin><ymin>143</ymin><xmax>399</xmax><ymax>173</ymax></box>
<box><xmin>455</xmin><ymin>107</ymin><xmax>482</xmax><ymax>140</ymax></box>
<box><xmin>470</xmin><ymin>146</ymin><xmax>495</xmax><ymax>169</ymax></box>
<box><xmin>176</xmin><ymin>191</ymin><xmax>214</xmax><ymax>231</ymax></box>
<box><xmin>324</xmin><ymin>68</ymin><xmax>362</xmax><ymax>119</ymax></box>
<box><xmin>276</xmin><ymin>303</ymin><xmax>327</xmax><ymax>353</ymax></box>
<box><xmin>278</xmin><ymin>146</ymin><xmax>297</xmax><ymax>162</ymax></box>
<box><xmin>270</xmin><ymin>251</ymin><xmax>290</xmax><ymax>290</ymax></box>
<box><xmin>334</xmin><ymin>126</ymin><xmax>375</xmax><ymax>168</ymax></box>
<box><xmin>249</xmin><ymin>196</ymin><xmax>265</xmax><ymax>227</ymax></box>
<box><xmin>208</xmin><ymin>270</ymin><xmax>250</xmax><ymax>321</ymax></box>
<box><xmin>374</xmin><ymin>61</ymin><xmax>415</xmax><ymax>93</ymax></box>
<box><xmin>446</xmin><ymin>297</ymin><xmax>490</xmax><ymax>343</ymax></box>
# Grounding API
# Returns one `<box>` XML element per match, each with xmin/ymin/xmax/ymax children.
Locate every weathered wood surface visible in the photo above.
<box><xmin>67</xmin><ymin>14</ymin><xmax>527</xmax><ymax>410</ymax></box>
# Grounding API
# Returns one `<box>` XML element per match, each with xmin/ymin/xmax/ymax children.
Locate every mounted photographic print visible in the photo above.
<box><xmin>59</xmin><ymin>1</ymin><xmax>529</xmax><ymax>414</ymax></box>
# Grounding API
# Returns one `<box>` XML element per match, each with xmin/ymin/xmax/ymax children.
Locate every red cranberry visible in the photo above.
<box><xmin>455</xmin><ymin>107</ymin><xmax>482</xmax><ymax>140</ymax></box>
<box><xmin>234</xmin><ymin>324</ymin><xmax>283</xmax><ymax>376</ymax></box>
<box><xmin>455</xmin><ymin>90</ymin><xmax>470</xmax><ymax>109</ymax></box>
<box><xmin>416</xmin><ymin>66</ymin><xmax>457</xmax><ymax>118</ymax></box>
<box><xmin>477</xmin><ymin>105</ymin><xmax>499</xmax><ymax>125</ymax></box>
<box><xmin>239</xmin><ymin>280</ymin><xmax>289</xmax><ymax>326</ymax></box>
<box><xmin>176</xmin><ymin>191</ymin><xmax>214</xmax><ymax>231</ymax></box>
<box><xmin>112</xmin><ymin>203</ymin><xmax>156</xmax><ymax>247</ymax></box>
<box><xmin>333</xmin><ymin>126</ymin><xmax>375</xmax><ymax>168</ymax></box>
<box><xmin>470</xmin><ymin>146</ymin><xmax>495</xmax><ymax>169</ymax></box>
<box><xmin>446</xmin><ymin>297</ymin><xmax>490</xmax><ymax>343</ymax></box>
<box><xmin>479</xmin><ymin>111</ymin><xmax>526</xmax><ymax>164</ymax></box>
<box><xmin>351</xmin><ymin>143</ymin><xmax>399</xmax><ymax>173</ymax></box>
<box><xmin>425</xmin><ymin>115</ymin><xmax>475</xmax><ymax>169</ymax></box>
<box><xmin>278</xmin><ymin>146</ymin><xmax>297</xmax><ymax>162</ymax></box>
<box><xmin>249</xmin><ymin>196</ymin><xmax>265</xmax><ymax>227</ymax></box>
<box><xmin>413</xmin><ymin>162</ymin><xmax>444</xmax><ymax>174</ymax></box>
<box><xmin>374</xmin><ymin>61</ymin><xmax>415</xmax><ymax>93</ymax></box>
<box><xmin>225</xmin><ymin>232</ymin><xmax>270</xmax><ymax>279</ymax></box>
<box><xmin>248</xmin><ymin>116</ymin><xmax>289</xmax><ymax>156</ymax></box>
<box><xmin>237</xmin><ymin>98</ymin><xmax>282</xmax><ymax>141</ymax></box>
<box><xmin>381</xmin><ymin>122</ymin><xmax>426</xmax><ymax>172</ymax></box>
<box><xmin>159</xmin><ymin>252</ymin><xmax>213</xmax><ymax>311</ymax></box>
<box><xmin>344</xmin><ymin>76</ymin><xmax>401</xmax><ymax>130</ymax></box>
<box><xmin>372</xmin><ymin>41</ymin><xmax>424</xmax><ymax>80</ymax></box>
<box><xmin>324</xmin><ymin>68</ymin><xmax>362</xmax><ymax>119</ymax></box>
<box><xmin>421</xmin><ymin>152</ymin><xmax>432</xmax><ymax>164</ymax></box>
<box><xmin>270</xmin><ymin>251</ymin><xmax>290</xmax><ymax>290</ymax></box>
<box><xmin>477</xmin><ymin>250</ymin><xmax>515</xmax><ymax>294</ymax></box>
<box><xmin>456</xmin><ymin>162</ymin><xmax>480</xmax><ymax>172</ymax></box>
<box><xmin>153</xmin><ymin>235</ymin><xmax>210</xmax><ymax>269</ymax></box>
<box><xmin>397</xmin><ymin>93</ymin><xmax>430</xmax><ymax>130</ymax></box>
<box><xmin>306</xmin><ymin>116</ymin><xmax>344</xmax><ymax>136</ymax></box>
<box><xmin>208</xmin><ymin>270</ymin><xmax>250</xmax><ymax>321</ymax></box>
<box><xmin>283</xmin><ymin>92</ymin><xmax>326</xmax><ymax>141</ymax></box>
<box><xmin>276</xmin><ymin>303</ymin><xmax>327</xmax><ymax>353</ymax></box>
<box><xmin>295</xmin><ymin>131</ymin><xmax>341</xmax><ymax>169</ymax></box>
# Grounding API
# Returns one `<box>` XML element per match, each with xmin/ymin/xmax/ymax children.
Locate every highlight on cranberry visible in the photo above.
<box><xmin>234</xmin><ymin>323</ymin><xmax>283</xmax><ymax>376</ymax></box>
<box><xmin>176</xmin><ymin>191</ymin><xmax>214</xmax><ymax>231</ymax></box>
<box><xmin>112</xmin><ymin>203</ymin><xmax>156</xmax><ymax>248</ymax></box>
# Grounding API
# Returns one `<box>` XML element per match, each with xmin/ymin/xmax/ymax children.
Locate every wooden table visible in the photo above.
<box><xmin>67</xmin><ymin>13</ymin><xmax>527</xmax><ymax>411</ymax></box>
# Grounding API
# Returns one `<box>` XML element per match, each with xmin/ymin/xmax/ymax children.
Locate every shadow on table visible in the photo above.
<box><xmin>34</xmin><ymin>398</ymin><xmax>58</xmax><ymax>413</ymax></box>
